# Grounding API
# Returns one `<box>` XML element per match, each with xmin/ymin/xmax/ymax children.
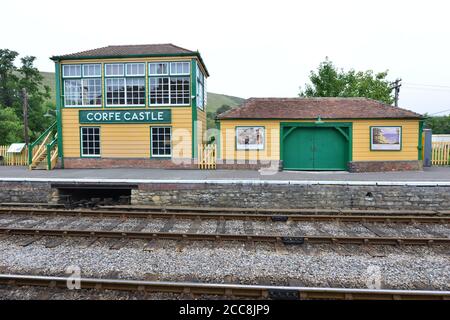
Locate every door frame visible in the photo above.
<box><xmin>280</xmin><ymin>122</ymin><xmax>353</xmax><ymax>170</ymax></box>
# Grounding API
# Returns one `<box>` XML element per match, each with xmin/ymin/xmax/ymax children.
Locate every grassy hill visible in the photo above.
<box><xmin>207</xmin><ymin>92</ymin><xmax>245</xmax><ymax>113</ymax></box>
<box><xmin>40</xmin><ymin>71</ymin><xmax>245</xmax><ymax>112</ymax></box>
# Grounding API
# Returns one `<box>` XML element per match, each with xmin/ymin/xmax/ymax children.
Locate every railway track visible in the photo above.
<box><xmin>0</xmin><ymin>226</ymin><xmax>448</xmax><ymax>246</ymax></box>
<box><xmin>1</xmin><ymin>206</ymin><xmax>449</xmax><ymax>223</ymax></box>
<box><xmin>0</xmin><ymin>274</ymin><xmax>448</xmax><ymax>300</ymax></box>
<box><xmin>1</xmin><ymin>202</ymin><xmax>448</xmax><ymax>216</ymax></box>
<box><xmin>0</xmin><ymin>205</ymin><xmax>448</xmax><ymax>247</ymax></box>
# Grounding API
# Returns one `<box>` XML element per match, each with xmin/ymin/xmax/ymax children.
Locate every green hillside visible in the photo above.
<box><xmin>40</xmin><ymin>72</ymin><xmax>245</xmax><ymax>112</ymax></box>
<box><xmin>207</xmin><ymin>92</ymin><xmax>245</xmax><ymax>113</ymax></box>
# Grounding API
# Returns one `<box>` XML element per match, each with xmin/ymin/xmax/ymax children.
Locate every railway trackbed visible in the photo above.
<box><xmin>0</xmin><ymin>274</ymin><xmax>449</xmax><ymax>300</ymax></box>
<box><xmin>0</xmin><ymin>226</ymin><xmax>448</xmax><ymax>246</ymax></box>
<box><xmin>0</xmin><ymin>205</ymin><xmax>449</xmax><ymax>247</ymax></box>
<box><xmin>1</xmin><ymin>206</ymin><xmax>449</xmax><ymax>223</ymax></box>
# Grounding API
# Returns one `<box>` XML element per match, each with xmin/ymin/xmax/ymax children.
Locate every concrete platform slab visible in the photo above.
<box><xmin>1</xmin><ymin>166</ymin><xmax>450</xmax><ymax>185</ymax></box>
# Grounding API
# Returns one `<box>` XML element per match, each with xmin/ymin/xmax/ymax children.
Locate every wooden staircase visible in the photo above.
<box><xmin>28</xmin><ymin>122</ymin><xmax>58</xmax><ymax>170</ymax></box>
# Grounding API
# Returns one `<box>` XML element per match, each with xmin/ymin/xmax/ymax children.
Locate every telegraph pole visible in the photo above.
<box><xmin>21</xmin><ymin>88</ymin><xmax>29</xmax><ymax>145</ymax></box>
<box><xmin>391</xmin><ymin>78</ymin><xmax>402</xmax><ymax>107</ymax></box>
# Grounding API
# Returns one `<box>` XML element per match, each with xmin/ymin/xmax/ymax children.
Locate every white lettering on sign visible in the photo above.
<box><xmin>81</xmin><ymin>110</ymin><xmax>169</xmax><ymax>123</ymax></box>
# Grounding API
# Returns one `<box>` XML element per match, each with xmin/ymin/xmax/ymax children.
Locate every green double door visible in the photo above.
<box><xmin>282</xmin><ymin>126</ymin><xmax>349</xmax><ymax>170</ymax></box>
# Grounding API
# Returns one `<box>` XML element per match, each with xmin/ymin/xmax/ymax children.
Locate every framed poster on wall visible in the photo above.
<box><xmin>370</xmin><ymin>126</ymin><xmax>402</xmax><ymax>150</ymax></box>
<box><xmin>236</xmin><ymin>126</ymin><xmax>265</xmax><ymax>150</ymax></box>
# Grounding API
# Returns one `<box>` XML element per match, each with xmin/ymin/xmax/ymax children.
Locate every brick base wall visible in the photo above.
<box><xmin>348</xmin><ymin>160</ymin><xmax>423</xmax><ymax>173</ymax></box>
<box><xmin>64</xmin><ymin>158</ymin><xmax>197</xmax><ymax>169</ymax></box>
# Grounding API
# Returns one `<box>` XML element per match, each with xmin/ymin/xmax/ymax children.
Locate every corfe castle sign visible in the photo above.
<box><xmin>79</xmin><ymin>109</ymin><xmax>171</xmax><ymax>124</ymax></box>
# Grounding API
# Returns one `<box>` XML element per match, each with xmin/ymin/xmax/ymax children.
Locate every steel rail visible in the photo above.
<box><xmin>0</xmin><ymin>207</ymin><xmax>449</xmax><ymax>224</ymax></box>
<box><xmin>0</xmin><ymin>274</ymin><xmax>448</xmax><ymax>300</ymax></box>
<box><xmin>0</xmin><ymin>226</ymin><xmax>448</xmax><ymax>246</ymax></box>
<box><xmin>0</xmin><ymin>202</ymin><xmax>446</xmax><ymax>216</ymax></box>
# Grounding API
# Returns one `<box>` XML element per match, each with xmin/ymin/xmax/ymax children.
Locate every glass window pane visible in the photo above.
<box><xmin>105</xmin><ymin>64</ymin><xmax>124</xmax><ymax>76</ymax></box>
<box><xmin>63</xmin><ymin>65</ymin><xmax>81</xmax><ymax>78</ymax></box>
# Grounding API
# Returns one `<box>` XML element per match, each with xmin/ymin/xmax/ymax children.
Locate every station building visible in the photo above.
<box><xmin>216</xmin><ymin>98</ymin><xmax>424</xmax><ymax>172</ymax></box>
<box><xmin>35</xmin><ymin>44</ymin><xmax>423</xmax><ymax>172</ymax></box>
<box><xmin>50</xmin><ymin>44</ymin><xmax>209</xmax><ymax>169</ymax></box>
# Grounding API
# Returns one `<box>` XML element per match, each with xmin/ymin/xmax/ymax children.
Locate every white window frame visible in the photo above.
<box><xmin>82</xmin><ymin>64</ymin><xmax>101</xmax><ymax>78</ymax></box>
<box><xmin>80</xmin><ymin>127</ymin><xmax>101</xmax><ymax>157</ymax></box>
<box><xmin>148</xmin><ymin>62</ymin><xmax>169</xmax><ymax>76</ymax></box>
<box><xmin>105</xmin><ymin>63</ymin><xmax>125</xmax><ymax>77</ymax></box>
<box><xmin>62</xmin><ymin>65</ymin><xmax>81</xmax><ymax>78</ymax></box>
<box><xmin>105</xmin><ymin>77</ymin><xmax>146</xmax><ymax>107</ymax></box>
<box><xmin>126</xmin><ymin>63</ymin><xmax>145</xmax><ymax>76</ymax></box>
<box><xmin>151</xmin><ymin>126</ymin><xmax>172</xmax><ymax>157</ymax></box>
<box><xmin>64</xmin><ymin>78</ymin><xmax>102</xmax><ymax>107</ymax></box>
<box><xmin>170</xmin><ymin>61</ymin><xmax>190</xmax><ymax>75</ymax></box>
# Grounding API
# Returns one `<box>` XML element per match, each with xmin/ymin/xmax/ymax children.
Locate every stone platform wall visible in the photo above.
<box><xmin>1</xmin><ymin>180</ymin><xmax>449</xmax><ymax>211</ymax></box>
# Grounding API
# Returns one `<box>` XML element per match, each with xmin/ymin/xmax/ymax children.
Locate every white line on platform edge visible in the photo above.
<box><xmin>1</xmin><ymin>177</ymin><xmax>450</xmax><ymax>186</ymax></box>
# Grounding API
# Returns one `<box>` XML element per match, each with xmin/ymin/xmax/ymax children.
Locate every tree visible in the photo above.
<box><xmin>17</xmin><ymin>56</ymin><xmax>52</xmax><ymax>139</ymax></box>
<box><xmin>216</xmin><ymin>104</ymin><xmax>232</xmax><ymax>115</ymax></box>
<box><xmin>424</xmin><ymin>115</ymin><xmax>450</xmax><ymax>134</ymax></box>
<box><xmin>0</xmin><ymin>49</ymin><xmax>19</xmax><ymax>108</ymax></box>
<box><xmin>0</xmin><ymin>49</ymin><xmax>53</xmax><ymax>143</ymax></box>
<box><xmin>299</xmin><ymin>57</ymin><xmax>395</xmax><ymax>105</ymax></box>
<box><xmin>0</xmin><ymin>107</ymin><xmax>22</xmax><ymax>145</ymax></box>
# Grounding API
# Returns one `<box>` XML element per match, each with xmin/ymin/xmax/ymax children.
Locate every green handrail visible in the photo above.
<box><xmin>46</xmin><ymin>137</ymin><xmax>58</xmax><ymax>170</ymax></box>
<box><xmin>28</xmin><ymin>121</ymin><xmax>57</xmax><ymax>165</ymax></box>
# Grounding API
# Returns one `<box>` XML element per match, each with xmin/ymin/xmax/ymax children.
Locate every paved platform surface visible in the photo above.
<box><xmin>1</xmin><ymin>166</ymin><xmax>450</xmax><ymax>183</ymax></box>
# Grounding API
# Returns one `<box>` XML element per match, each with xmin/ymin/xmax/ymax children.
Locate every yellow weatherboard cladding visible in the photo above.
<box><xmin>58</xmin><ymin>55</ymin><xmax>208</xmax><ymax>161</ymax></box>
<box><xmin>62</xmin><ymin>108</ymin><xmax>192</xmax><ymax>158</ymax></box>
<box><xmin>219</xmin><ymin>119</ymin><xmax>420</xmax><ymax>161</ymax></box>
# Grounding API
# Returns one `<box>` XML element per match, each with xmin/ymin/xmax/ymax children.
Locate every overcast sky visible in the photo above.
<box><xmin>1</xmin><ymin>0</ymin><xmax>449</xmax><ymax>115</ymax></box>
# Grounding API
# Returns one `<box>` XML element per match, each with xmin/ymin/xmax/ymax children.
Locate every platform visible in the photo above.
<box><xmin>1</xmin><ymin>166</ymin><xmax>450</xmax><ymax>185</ymax></box>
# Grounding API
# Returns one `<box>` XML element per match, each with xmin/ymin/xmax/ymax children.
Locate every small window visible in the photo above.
<box><xmin>81</xmin><ymin>127</ymin><xmax>100</xmax><ymax>157</ymax></box>
<box><xmin>170</xmin><ymin>62</ymin><xmax>190</xmax><ymax>75</ymax></box>
<box><xmin>149</xmin><ymin>62</ymin><xmax>168</xmax><ymax>75</ymax></box>
<box><xmin>151</xmin><ymin>127</ymin><xmax>172</xmax><ymax>157</ymax></box>
<box><xmin>126</xmin><ymin>63</ymin><xmax>145</xmax><ymax>76</ymax></box>
<box><xmin>105</xmin><ymin>63</ymin><xmax>124</xmax><ymax>76</ymax></box>
<box><xmin>82</xmin><ymin>64</ymin><xmax>101</xmax><ymax>77</ymax></box>
<box><xmin>62</xmin><ymin>65</ymin><xmax>81</xmax><ymax>78</ymax></box>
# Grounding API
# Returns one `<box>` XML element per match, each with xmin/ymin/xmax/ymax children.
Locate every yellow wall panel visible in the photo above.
<box><xmin>62</xmin><ymin>108</ymin><xmax>192</xmax><ymax>159</ymax></box>
<box><xmin>219</xmin><ymin>119</ymin><xmax>420</xmax><ymax>162</ymax></box>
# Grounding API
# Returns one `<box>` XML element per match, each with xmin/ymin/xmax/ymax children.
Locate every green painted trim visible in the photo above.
<box><xmin>279</xmin><ymin>122</ymin><xmax>353</xmax><ymax>169</ymax></box>
<box><xmin>215</xmin><ymin>120</ymin><xmax>221</xmax><ymax>159</ymax></box>
<box><xmin>46</xmin><ymin>138</ymin><xmax>58</xmax><ymax>170</ymax></box>
<box><xmin>150</xmin><ymin>125</ymin><xmax>173</xmax><ymax>159</ymax></box>
<box><xmin>234</xmin><ymin>126</ymin><xmax>266</xmax><ymax>151</ymax></box>
<box><xmin>219</xmin><ymin>117</ymin><xmax>423</xmax><ymax>121</ymax></box>
<box><xmin>55</xmin><ymin>63</ymin><xmax>64</xmax><ymax>167</ymax></box>
<box><xmin>191</xmin><ymin>59</ymin><xmax>198</xmax><ymax>159</ymax></box>
<box><xmin>369</xmin><ymin>126</ymin><xmax>402</xmax><ymax>151</ymax></box>
<box><xmin>418</xmin><ymin>120</ymin><xmax>424</xmax><ymax>160</ymax></box>
<box><xmin>79</xmin><ymin>126</ymin><xmax>101</xmax><ymax>158</ymax></box>
<box><xmin>51</xmin><ymin>52</ymin><xmax>210</xmax><ymax>77</ymax></box>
